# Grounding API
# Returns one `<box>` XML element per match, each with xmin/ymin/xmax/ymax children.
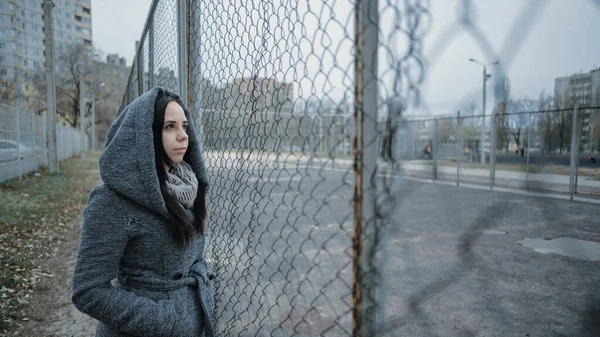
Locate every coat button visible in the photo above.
<box><xmin>173</xmin><ymin>272</ymin><xmax>183</xmax><ymax>280</ymax></box>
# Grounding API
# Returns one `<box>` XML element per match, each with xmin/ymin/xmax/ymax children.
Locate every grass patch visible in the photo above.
<box><xmin>0</xmin><ymin>152</ymin><xmax>100</xmax><ymax>334</ymax></box>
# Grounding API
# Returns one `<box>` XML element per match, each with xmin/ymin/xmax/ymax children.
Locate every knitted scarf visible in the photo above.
<box><xmin>165</xmin><ymin>161</ymin><xmax>198</xmax><ymax>209</ymax></box>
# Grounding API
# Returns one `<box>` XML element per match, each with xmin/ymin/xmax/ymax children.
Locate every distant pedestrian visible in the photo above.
<box><xmin>590</xmin><ymin>153</ymin><xmax>597</xmax><ymax>164</ymax></box>
<box><xmin>424</xmin><ymin>144</ymin><xmax>432</xmax><ymax>159</ymax></box>
<box><xmin>71</xmin><ymin>87</ymin><xmax>215</xmax><ymax>336</ymax></box>
<box><xmin>520</xmin><ymin>148</ymin><xmax>525</xmax><ymax>158</ymax></box>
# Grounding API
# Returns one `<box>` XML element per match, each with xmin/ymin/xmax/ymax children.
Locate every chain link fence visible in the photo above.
<box><xmin>399</xmin><ymin>107</ymin><xmax>600</xmax><ymax>197</ymax></box>
<box><xmin>0</xmin><ymin>103</ymin><xmax>88</xmax><ymax>183</ymax></box>
<box><xmin>119</xmin><ymin>0</ymin><xmax>600</xmax><ymax>336</ymax></box>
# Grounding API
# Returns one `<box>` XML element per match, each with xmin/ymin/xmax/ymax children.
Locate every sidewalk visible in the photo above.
<box><xmin>402</xmin><ymin>162</ymin><xmax>600</xmax><ymax>188</ymax></box>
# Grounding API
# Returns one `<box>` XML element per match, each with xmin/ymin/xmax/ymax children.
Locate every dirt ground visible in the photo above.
<box><xmin>11</xmin><ymin>216</ymin><xmax>97</xmax><ymax>337</ymax></box>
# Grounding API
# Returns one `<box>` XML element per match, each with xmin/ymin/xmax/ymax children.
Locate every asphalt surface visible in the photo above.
<box><xmin>202</xmin><ymin>156</ymin><xmax>600</xmax><ymax>337</ymax></box>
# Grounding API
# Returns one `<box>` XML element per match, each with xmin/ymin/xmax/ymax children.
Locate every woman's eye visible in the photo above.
<box><xmin>166</xmin><ymin>125</ymin><xmax>174</xmax><ymax>129</ymax></box>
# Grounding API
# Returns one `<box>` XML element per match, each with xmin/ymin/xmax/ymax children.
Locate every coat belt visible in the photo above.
<box><xmin>118</xmin><ymin>259</ymin><xmax>216</xmax><ymax>337</ymax></box>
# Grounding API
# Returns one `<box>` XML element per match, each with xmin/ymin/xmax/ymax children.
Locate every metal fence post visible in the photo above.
<box><xmin>43</xmin><ymin>112</ymin><xmax>47</xmax><ymax>167</ymax></box>
<box><xmin>149</xmin><ymin>19</ymin><xmax>155</xmax><ymax>88</ymax></box>
<box><xmin>32</xmin><ymin>112</ymin><xmax>36</xmax><ymax>168</ymax></box>
<box><xmin>457</xmin><ymin>111</ymin><xmax>462</xmax><ymax>186</ymax></box>
<box><xmin>569</xmin><ymin>105</ymin><xmax>579</xmax><ymax>200</ymax></box>
<box><xmin>16</xmin><ymin>106</ymin><xmax>22</xmax><ymax>179</ymax></box>
<box><xmin>526</xmin><ymin>112</ymin><xmax>531</xmax><ymax>189</ymax></box>
<box><xmin>79</xmin><ymin>79</ymin><xmax>85</xmax><ymax>158</ymax></box>
<box><xmin>489</xmin><ymin>109</ymin><xmax>498</xmax><ymax>191</ymax></box>
<box><xmin>433</xmin><ymin>117</ymin><xmax>439</xmax><ymax>181</ymax></box>
<box><xmin>137</xmin><ymin>43</ymin><xmax>144</xmax><ymax>96</ymax></box>
<box><xmin>177</xmin><ymin>0</ymin><xmax>189</xmax><ymax>105</ymax></box>
<box><xmin>353</xmin><ymin>0</ymin><xmax>380</xmax><ymax>335</ymax></box>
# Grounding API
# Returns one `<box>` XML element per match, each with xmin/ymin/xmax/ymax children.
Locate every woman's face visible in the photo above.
<box><xmin>162</xmin><ymin>101</ymin><xmax>189</xmax><ymax>166</ymax></box>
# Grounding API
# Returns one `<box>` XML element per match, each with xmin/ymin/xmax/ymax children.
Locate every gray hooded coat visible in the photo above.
<box><xmin>71</xmin><ymin>87</ymin><xmax>216</xmax><ymax>337</ymax></box>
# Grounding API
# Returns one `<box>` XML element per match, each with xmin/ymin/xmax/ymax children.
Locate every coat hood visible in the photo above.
<box><xmin>99</xmin><ymin>87</ymin><xmax>208</xmax><ymax>219</ymax></box>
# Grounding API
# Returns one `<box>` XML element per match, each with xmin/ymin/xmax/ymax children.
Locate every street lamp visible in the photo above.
<box><xmin>469</xmin><ymin>58</ymin><xmax>499</xmax><ymax>164</ymax></box>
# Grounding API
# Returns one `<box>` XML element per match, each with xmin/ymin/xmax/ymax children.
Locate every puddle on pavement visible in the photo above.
<box><xmin>517</xmin><ymin>237</ymin><xmax>600</xmax><ymax>261</ymax></box>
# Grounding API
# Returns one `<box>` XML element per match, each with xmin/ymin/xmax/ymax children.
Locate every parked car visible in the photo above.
<box><xmin>0</xmin><ymin>140</ymin><xmax>34</xmax><ymax>163</ymax></box>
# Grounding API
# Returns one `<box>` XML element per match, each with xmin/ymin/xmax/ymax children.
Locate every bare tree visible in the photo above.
<box><xmin>537</xmin><ymin>90</ymin><xmax>554</xmax><ymax>155</ymax></box>
<box><xmin>493</xmin><ymin>76</ymin><xmax>511</xmax><ymax>151</ymax></box>
<box><xmin>506</xmin><ymin>97</ymin><xmax>536</xmax><ymax>150</ymax></box>
<box><xmin>553</xmin><ymin>92</ymin><xmax>573</xmax><ymax>154</ymax></box>
<box><xmin>34</xmin><ymin>43</ymin><xmax>96</xmax><ymax>128</ymax></box>
<box><xmin>461</xmin><ymin>100</ymin><xmax>480</xmax><ymax>141</ymax></box>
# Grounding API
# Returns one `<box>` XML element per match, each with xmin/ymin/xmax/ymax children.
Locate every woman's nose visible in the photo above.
<box><xmin>178</xmin><ymin>127</ymin><xmax>189</xmax><ymax>141</ymax></box>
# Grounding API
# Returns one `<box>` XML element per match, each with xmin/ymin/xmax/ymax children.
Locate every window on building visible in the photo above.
<box><xmin>83</xmin><ymin>18</ymin><xmax>91</xmax><ymax>25</ymax></box>
<box><xmin>0</xmin><ymin>56</ymin><xmax>4</xmax><ymax>62</ymax></box>
<box><xmin>66</xmin><ymin>24</ymin><xmax>71</xmax><ymax>30</ymax></box>
<box><xmin>0</xmin><ymin>69</ymin><xmax>7</xmax><ymax>75</ymax></box>
<box><xmin>33</xmin><ymin>61</ymin><xmax>39</xmax><ymax>68</ymax></box>
<box><xmin>21</xmin><ymin>9</ymin><xmax>25</xmax><ymax>16</ymax></box>
<box><xmin>1</xmin><ymin>82</ymin><xmax>7</xmax><ymax>88</ymax></box>
<box><xmin>67</xmin><ymin>35</ymin><xmax>72</xmax><ymax>41</ymax></box>
<box><xmin>83</xmin><ymin>8</ymin><xmax>91</xmax><ymax>15</ymax></box>
<box><xmin>23</xmin><ymin>59</ymin><xmax>28</xmax><ymax>67</ymax></box>
<box><xmin>66</xmin><ymin>13</ymin><xmax>71</xmax><ymax>19</ymax></box>
<box><xmin>75</xmin><ymin>15</ymin><xmax>82</xmax><ymax>22</ymax></box>
<box><xmin>22</xmin><ymin>23</ymin><xmax>26</xmax><ymax>29</ymax></box>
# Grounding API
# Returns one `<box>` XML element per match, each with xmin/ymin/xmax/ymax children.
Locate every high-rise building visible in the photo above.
<box><xmin>554</xmin><ymin>68</ymin><xmax>600</xmax><ymax>152</ymax></box>
<box><xmin>0</xmin><ymin>0</ymin><xmax>93</xmax><ymax>107</ymax></box>
<box><xmin>554</xmin><ymin>68</ymin><xmax>600</xmax><ymax>107</ymax></box>
<box><xmin>106</xmin><ymin>53</ymin><xmax>126</xmax><ymax>67</ymax></box>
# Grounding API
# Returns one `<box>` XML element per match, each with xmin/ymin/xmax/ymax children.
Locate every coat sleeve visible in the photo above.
<box><xmin>71</xmin><ymin>186</ymin><xmax>178</xmax><ymax>337</ymax></box>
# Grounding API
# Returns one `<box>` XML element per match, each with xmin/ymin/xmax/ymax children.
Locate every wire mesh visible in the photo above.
<box><xmin>0</xmin><ymin>104</ymin><xmax>52</xmax><ymax>183</ymax></box>
<box><xmin>118</xmin><ymin>0</ymin><xmax>600</xmax><ymax>336</ymax></box>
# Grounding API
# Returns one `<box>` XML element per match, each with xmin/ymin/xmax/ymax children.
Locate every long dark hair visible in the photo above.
<box><xmin>153</xmin><ymin>90</ymin><xmax>207</xmax><ymax>245</ymax></box>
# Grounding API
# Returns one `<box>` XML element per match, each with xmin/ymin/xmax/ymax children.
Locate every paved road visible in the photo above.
<box><xmin>202</xmin><ymin>154</ymin><xmax>600</xmax><ymax>337</ymax></box>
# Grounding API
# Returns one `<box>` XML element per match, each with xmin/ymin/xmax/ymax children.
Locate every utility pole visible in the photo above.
<box><xmin>91</xmin><ymin>81</ymin><xmax>96</xmax><ymax>151</ymax></box>
<box><xmin>43</xmin><ymin>0</ymin><xmax>58</xmax><ymax>173</ymax></box>
<box><xmin>469</xmin><ymin>59</ymin><xmax>499</xmax><ymax>164</ymax></box>
<box><xmin>481</xmin><ymin>67</ymin><xmax>487</xmax><ymax>164</ymax></box>
<box><xmin>79</xmin><ymin>77</ymin><xmax>85</xmax><ymax>157</ymax></box>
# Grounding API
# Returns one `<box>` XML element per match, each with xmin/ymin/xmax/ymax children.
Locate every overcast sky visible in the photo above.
<box><xmin>91</xmin><ymin>0</ymin><xmax>600</xmax><ymax>115</ymax></box>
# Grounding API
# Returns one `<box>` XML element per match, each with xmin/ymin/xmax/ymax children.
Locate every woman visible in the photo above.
<box><xmin>71</xmin><ymin>87</ymin><xmax>215</xmax><ymax>337</ymax></box>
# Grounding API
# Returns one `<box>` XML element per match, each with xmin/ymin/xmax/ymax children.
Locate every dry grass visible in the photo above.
<box><xmin>0</xmin><ymin>153</ymin><xmax>100</xmax><ymax>335</ymax></box>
